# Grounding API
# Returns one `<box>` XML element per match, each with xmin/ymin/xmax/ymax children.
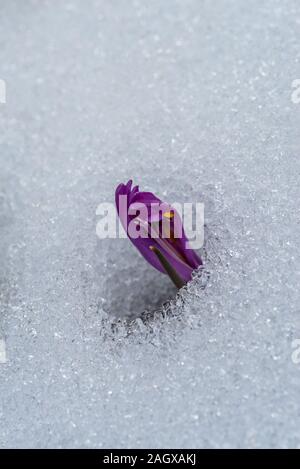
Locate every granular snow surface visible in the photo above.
<box><xmin>0</xmin><ymin>0</ymin><xmax>300</xmax><ymax>448</ymax></box>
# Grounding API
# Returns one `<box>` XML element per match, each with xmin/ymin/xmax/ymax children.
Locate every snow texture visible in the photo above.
<box><xmin>0</xmin><ymin>0</ymin><xmax>300</xmax><ymax>449</ymax></box>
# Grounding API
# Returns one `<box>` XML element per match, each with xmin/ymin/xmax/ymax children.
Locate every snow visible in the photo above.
<box><xmin>0</xmin><ymin>0</ymin><xmax>300</xmax><ymax>448</ymax></box>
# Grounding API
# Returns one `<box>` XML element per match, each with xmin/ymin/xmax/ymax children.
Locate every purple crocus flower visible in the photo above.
<box><xmin>115</xmin><ymin>180</ymin><xmax>203</xmax><ymax>288</ymax></box>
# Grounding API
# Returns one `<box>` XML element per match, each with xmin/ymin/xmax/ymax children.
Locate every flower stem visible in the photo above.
<box><xmin>150</xmin><ymin>246</ymin><xmax>186</xmax><ymax>289</ymax></box>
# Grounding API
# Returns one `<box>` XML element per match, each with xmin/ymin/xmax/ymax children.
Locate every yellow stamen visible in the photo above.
<box><xmin>163</xmin><ymin>211</ymin><xmax>174</xmax><ymax>219</ymax></box>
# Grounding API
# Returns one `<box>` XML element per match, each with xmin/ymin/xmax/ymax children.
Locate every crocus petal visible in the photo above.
<box><xmin>150</xmin><ymin>246</ymin><xmax>186</xmax><ymax>289</ymax></box>
<box><xmin>168</xmin><ymin>228</ymin><xmax>203</xmax><ymax>269</ymax></box>
<box><xmin>131</xmin><ymin>185</ymin><xmax>139</xmax><ymax>198</ymax></box>
<box><xmin>130</xmin><ymin>236</ymin><xmax>193</xmax><ymax>282</ymax></box>
<box><xmin>115</xmin><ymin>183</ymin><xmax>128</xmax><ymax>211</ymax></box>
<box><xmin>125</xmin><ymin>179</ymin><xmax>133</xmax><ymax>191</ymax></box>
<box><xmin>131</xmin><ymin>192</ymin><xmax>174</xmax><ymax>223</ymax></box>
<box><xmin>115</xmin><ymin>180</ymin><xmax>203</xmax><ymax>285</ymax></box>
<box><xmin>133</xmin><ymin>217</ymin><xmax>194</xmax><ymax>282</ymax></box>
